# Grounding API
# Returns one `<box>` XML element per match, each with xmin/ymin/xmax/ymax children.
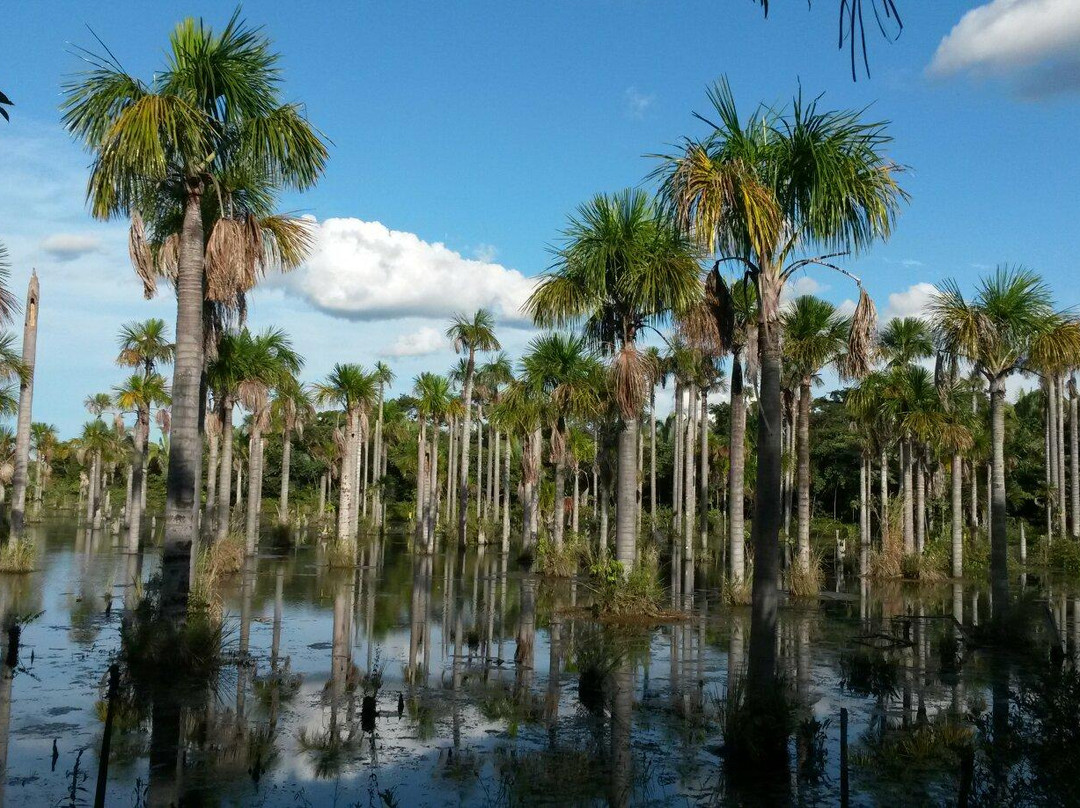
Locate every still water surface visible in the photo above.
<box><xmin>1</xmin><ymin>521</ymin><xmax>1078</xmax><ymax>806</ymax></box>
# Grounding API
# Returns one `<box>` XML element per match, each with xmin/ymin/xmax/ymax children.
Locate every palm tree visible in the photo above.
<box><xmin>448</xmin><ymin>309</ymin><xmax>500</xmax><ymax>547</ymax></box>
<box><xmin>414</xmin><ymin>373</ymin><xmax>453</xmax><ymax>550</ymax></box>
<box><xmin>480</xmin><ymin>353</ymin><xmax>515</xmax><ymax>530</ymax></box>
<box><xmin>315</xmin><ymin>364</ymin><xmax>377</xmax><ymax>548</ymax></box>
<box><xmin>63</xmin><ymin>10</ymin><xmax>328</xmax><ymax>618</ymax></box>
<box><xmin>117</xmin><ymin>319</ymin><xmax>175</xmax><ymax>379</ymax></box>
<box><xmin>931</xmin><ymin>267</ymin><xmax>1080</xmax><ymax>622</ymax></box>
<box><xmin>879</xmin><ymin>317</ymin><xmax>933</xmax><ymax>368</ymax></box>
<box><xmin>528</xmin><ymin>189</ymin><xmax>701</xmax><ymax>571</ymax></box>
<box><xmin>271</xmin><ymin>381</ymin><xmax>313</xmax><ymax>525</ymax></box>
<box><xmin>234</xmin><ymin>329</ymin><xmax>303</xmax><ymax>555</ymax></box>
<box><xmin>29</xmin><ymin>423</ymin><xmax>58</xmax><ymax>516</ymax></box>
<box><xmin>371</xmin><ymin>361</ymin><xmax>395</xmax><ymax>529</ymax></box>
<box><xmin>642</xmin><ymin>347</ymin><xmax>663</xmax><ymax>532</ymax></box>
<box><xmin>782</xmin><ymin>295</ymin><xmax>850</xmax><ymax>574</ymax></box>
<box><xmin>657</xmin><ymin>80</ymin><xmax>904</xmax><ymax>689</ymax></box>
<box><xmin>493</xmin><ymin>379</ymin><xmax>544</xmax><ymax>549</ymax></box>
<box><xmin>115</xmin><ymin>373</ymin><xmax>170</xmax><ymax>551</ymax></box>
<box><xmin>77</xmin><ymin>420</ymin><xmax>114</xmax><ymax>527</ymax></box>
<box><xmin>7</xmin><ymin>272</ymin><xmax>35</xmax><ymax>542</ymax></box>
<box><xmin>521</xmin><ymin>333</ymin><xmax>604</xmax><ymax>550</ymax></box>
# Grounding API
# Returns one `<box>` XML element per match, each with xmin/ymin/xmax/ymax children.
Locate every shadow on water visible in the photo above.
<box><xmin>0</xmin><ymin>518</ymin><xmax>1078</xmax><ymax>805</ymax></box>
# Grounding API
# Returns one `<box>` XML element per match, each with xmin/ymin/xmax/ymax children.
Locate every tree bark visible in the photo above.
<box><xmin>683</xmin><ymin>384</ymin><xmax>697</xmax><ymax>556</ymax></box>
<box><xmin>952</xmin><ymin>453</ymin><xmax>963</xmax><ymax>578</ymax></box>
<box><xmin>699</xmin><ymin>387</ymin><xmax>709</xmax><ymax>550</ymax></box>
<box><xmin>416</xmin><ymin>417</ymin><xmax>427</xmax><ymax>548</ymax></box>
<box><xmin>337</xmin><ymin>409</ymin><xmax>358</xmax><ymax>545</ymax></box>
<box><xmin>989</xmin><ymin>377</ymin><xmax>1009</xmax><ymax>624</ymax></box>
<box><xmin>1071</xmin><ymin>380</ymin><xmax>1079</xmax><ymax>538</ymax></box>
<box><xmin>729</xmin><ymin>354</ymin><xmax>746</xmax><ymax>583</ymax></box>
<box><xmin>458</xmin><ymin>353</ymin><xmax>476</xmax><ymax>547</ymax></box>
<box><xmin>902</xmin><ymin>440</ymin><xmax>915</xmax><ymax>555</ymax></box>
<box><xmin>616</xmin><ymin>417</ymin><xmax>639</xmax><ymax>570</ymax></box>
<box><xmin>650</xmin><ymin>388</ymin><xmax>657</xmax><ymax>532</ymax></box>
<box><xmin>1057</xmin><ymin>373</ymin><xmax>1067</xmax><ymax>539</ymax></box>
<box><xmin>553</xmin><ymin>446</ymin><xmax>566</xmax><ymax>550</ymax></box>
<box><xmin>797</xmin><ymin>378</ymin><xmax>812</xmax><ymax>573</ymax></box>
<box><xmin>126</xmin><ymin>407</ymin><xmax>149</xmax><ymax>552</ymax></box>
<box><xmin>748</xmin><ymin>306</ymin><xmax>782</xmax><ymax>691</ymax></box>
<box><xmin>278</xmin><ymin>427</ymin><xmax>292</xmax><ymax>524</ymax></box>
<box><xmin>915</xmin><ymin>452</ymin><xmax>926</xmax><ymax>554</ymax></box>
<box><xmin>205</xmin><ymin>429</ymin><xmax>218</xmax><ymax>533</ymax></box>
<box><xmin>215</xmin><ymin>399</ymin><xmax>234</xmax><ymax>545</ymax></box>
<box><xmin>8</xmin><ymin>273</ymin><xmax>38</xmax><ymax>541</ymax></box>
<box><xmin>161</xmin><ymin>186</ymin><xmax>205</xmax><ymax>619</ymax></box>
<box><xmin>502</xmin><ymin>433</ymin><xmax>511</xmax><ymax>552</ymax></box>
<box><xmin>244</xmin><ymin>422</ymin><xmax>264</xmax><ymax>556</ymax></box>
<box><xmin>673</xmin><ymin>381</ymin><xmax>683</xmax><ymax>534</ymax></box>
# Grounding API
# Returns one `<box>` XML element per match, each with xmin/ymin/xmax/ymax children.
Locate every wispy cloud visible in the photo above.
<box><xmin>381</xmin><ymin>326</ymin><xmax>448</xmax><ymax>358</ymax></box>
<box><xmin>624</xmin><ymin>86</ymin><xmax>654</xmax><ymax>119</ymax></box>
<box><xmin>472</xmin><ymin>243</ymin><xmax>498</xmax><ymax>263</ymax></box>
<box><xmin>40</xmin><ymin>233</ymin><xmax>102</xmax><ymax>261</ymax></box>
<box><xmin>928</xmin><ymin>0</ymin><xmax>1080</xmax><ymax>97</ymax></box>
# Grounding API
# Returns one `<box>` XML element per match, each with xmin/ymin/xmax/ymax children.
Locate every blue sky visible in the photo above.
<box><xmin>2</xmin><ymin>1</ymin><xmax>1079</xmax><ymax>436</ymax></box>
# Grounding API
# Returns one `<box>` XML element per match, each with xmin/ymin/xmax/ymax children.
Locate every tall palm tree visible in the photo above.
<box><xmin>414</xmin><ymin>373</ymin><xmax>453</xmax><ymax>550</ymax></box>
<box><xmin>448</xmin><ymin>309</ymin><xmax>500</xmax><ymax>547</ymax></box>
<box><xmin>782</xmin><ymin>295</ymin><xmax>850</xmax><ymax>574</ymax></box>
<box><xmin>271</xmin><ymin>380</ymin><xmax>313</xmax><ymax>525</ymax></box>
<box><xmin>657</xmin><ymin>80</ymin><xmax>904</xmax><ymax>691</ymax></box>
<box><xmin>234</xmin><ymin>329</ymin><xmax>302</xmax><ymax>554</ymax></box>
<box><xmin>77</xmin><ymin>419</ymin><xmax>114</xmax><ymax>527</ymax></box>
<box><xmin>642</xmin><ymin>347</ymin><xmax>664</xmax><ymax>531</ymax></box>
<box><xmin>521</xmin><ymin>333</ymin><xmax>604</xmax><ymax>550</ymax></box>
<box><xmin>371</xmin><ymin>361</ymin><xmax>395</xmax><ymax>529</ymax></box>
<box><xmin>7</xmin><ymin>272</ymin><xmax>34</xmax><ymax>542</ymax></box>
<box><xmin>931</xmin><ymin>267</ymin><xmax>1080</xmax><ymax>622</ymax></box>
<box><xmin>115</xmin><ymin>373</ymin><xmax>170</xmax><ymax>551</ymax></box>
<box><xmin>63</xmin><ymin>10</ymin><xmax>328</xmax><ymax>618</ymax></box>
<box><xmin>528</xmin><ymin>189</ymin><xmax>701</xmax><ymax>571</ymax></box>
<box><xmin>493</xmin><ymin>379</ymin><xmax>544</xmax><ymax>549</ymax></box>
<box><xmin>879</xmin><ymin>317</ymin><xmax>933</xmax><ymax>368</ymax></box>
<box><xmin>117</xmin><ymin>319</ymin><xmax>175</xmax><ymax>379</ymax></box>
<box><xmin>480</xmin><ymin>353</ymin><xmax>515</xmax><ymax>527</ymax></box>
<box><xmin>315</xmin><ymin>364</ymin><xmax>377</xmax><ymax>548</ymax></box>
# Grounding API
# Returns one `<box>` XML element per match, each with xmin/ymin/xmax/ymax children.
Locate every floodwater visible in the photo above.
<box><xmin>1</xmin><ymin>520</ymin><xmax>1079</xmax><ymax>807</ymax></box>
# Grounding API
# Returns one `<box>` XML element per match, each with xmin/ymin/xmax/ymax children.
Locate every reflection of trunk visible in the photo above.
<box><xmin>729</xmin><ymin>354</ymin><xmax>746</xmax><ymax>582</ymax></box>
<box><xmin>215</xmin><ymin>400</ymin><xmax>234</xmax><ymax>544</ymax></box>
<box><xmin>514</xmin><ymin>577</ymin><xmax>536</xmax><ymax>693</ymax></box>
<box><xmin>989</xmin><ymin>378</ymin><xmax>1009</xmax><ymax>624</ymax></box>
<box><xmin>797</xmin><ymin>378</ymin><xmax>812</xmax><ymax>573</ymax></box>
<box><xmin>545</xmin><ymin>618</ymin><xmax>561</xmax><ymax>726</ymax></box>
<box><xmin>952</xmin><ymin>454</ymin><xmax>963</xmax><ymax>577</ymax></box>
<box><xmin>609</xmin><ymin>658</ymin><xmax>633</xmax><ymax>808</ymax></box>
<box><xmin>0</xmin><ymin>628</ymin><xmax>17</xmax><ymax>805</ymax></box>
<box><xmin>615</xmin><ymin>417</ymin><xmax>638</xmax><ymax>570</ymax></box>
<box><xmin>331</xmin><ymin>576</ymin><xmax>352</xmax><ymax>705</ymax></box>
<box><xmin>748</xmin><ymin>299</ymin><xmax>782</xmax><ymax>692</ymax></box>
<box><xmin>147</xmin><ymin>691</ymin><xmax>183</xmax><ymax>806</ymax></box>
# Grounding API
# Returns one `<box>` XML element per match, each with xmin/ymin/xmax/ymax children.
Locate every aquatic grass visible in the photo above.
<box><xmin>723</xmin><ymin>568</ymin><xmax>753</xmax><ymax>606</ymax></box>
<box><xmin>587</xmin><ymin>546</ymin><xmax>674</xmax><ymax>620</ymax></box>
<box><xmin>200</xmin><ymin>531</ymin><xmax>244</xmax><ymax>577</ymax></box>
<box><xmin>788</xmin><ymin>554</ymin><xmax>823</xmax><ymax>598</ymax></box>
<box><xmin>536</xmin><ymin>535</ymin><xmax>584</xmax><ymax>577</ymax></box>
<box><xmin>0</xmin><ymin>539</ymin><xmax>34</xmax><ymax>573</ymax></box>
<box><xmin>324</xmin><ymin>539</ymin><xmax>356</xmax><ymax>568</ymax></box>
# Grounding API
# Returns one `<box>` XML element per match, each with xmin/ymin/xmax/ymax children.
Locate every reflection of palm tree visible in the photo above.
<box><xmin>609</xmin><ymin>656</ymin><xmax>633</xmax><ymax>808</ymax></box>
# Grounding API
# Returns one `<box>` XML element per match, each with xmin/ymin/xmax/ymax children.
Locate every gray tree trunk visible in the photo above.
<box><xmin>161</xmin><ymin>188</ymin><xmax>205</xmax><ymax>619</ymax></box>
<box><xmin>952</xmin><ymin>453</ymin><xmax>963</xmax><ymax>578</ymax></box>
<box><xmin>278</xmin><ymin>427</ymin><xmax>292</xmax><ymax>523</ymax></box>
<box><xmin>699</xmin><ymin>388</ymin><xmax>709</xmax><ymax>550</ymax></box>
<box><xmin>244</xmin><ymin>422</ymin><xmax>263</xmax><ymax>556</ymax></box>
<box><xmin>458</xmin><ymin>355</ymin><xmax>476</xmax><ymax>547</ymax></box>
<box><xmin>215</xmin><ymin>400</ymin><xmax>235</xmax><ymax>544</ymax></box>
<box><xmin>797</xmin><ymin>378</ymin><xmax>812</xmax><ymax>573</ymax></box>
<box><xmin>8</xmin><ymin>272</ymin><xmax>38</xmax><ymax>541</ymax></box>
<box><xmin>553</xmin><ymin>451</ymin><xmax>566</xmax><ymax>550</ymax></box>
<box><xmin>126</xmin><ymin>407</ymin><xmax>149</xmax><ymax>552</ymax></box>
<box><xmin>336</xmin><ymin>409</ymin><xmax>358</xmax><ymax>545</ymax></box>
<box><xmin>683</xmin><ymin>384</ymin><xmax>697</xmax><ymax>555</ymax></box>
<box><xmin>989</xmin><ymin>377</ymin><xmax>1009</xmax><ymax>624</ymax></box>
<box><xmin>902</xmin><ymin>440</ymin><xmax>915</xmax><ymax>555</ymax></box>
<box><xmin>502</xmin><ymin>433</ymin><xmax>511</xmax><ymax>552</ymax></box>
<box><xmin>1071</xmin><ymin>380</ymin><xmax>1079</xmax><ymax>538</ymax></box>
<box><xmin>729</xmin><ymin>354</ymin><xmax>746</xmax><ymax>583</ymax></box>
<box><xmin>615</xmin><ymin>417</ymin><xmax>639</xmax><ymax>570</ymax></box>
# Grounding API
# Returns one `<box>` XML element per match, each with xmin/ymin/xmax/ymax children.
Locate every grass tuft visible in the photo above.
<box><xmin>0</xmin><ymin>539</ymin><xmax>34</xmax><ymax>573</ymax></box>
<box><xmin>787</xmin><ymin>555</ymin><xmax>823</xmax><ymax>598</ymax></box>
<box><xmin>536</xmin><ymin>536</ymin><xmax>583</xmax><ymax>577</ymax></box>
<box><xmin>324</xmin><ymin>540</ymin><xmax>356</xmax><ymax>568</ymax></box>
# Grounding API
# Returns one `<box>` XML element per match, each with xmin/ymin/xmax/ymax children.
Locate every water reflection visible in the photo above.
<box><xmin>0</xmin><ymin>520</ymin><xmax>1078</xmax><ymax>805</ymax></box>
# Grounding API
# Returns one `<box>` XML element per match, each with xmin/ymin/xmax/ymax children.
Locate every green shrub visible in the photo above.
<box><xmin>535</xmin><ymin>536</ymin><xmax>583</xmax><ymax>577</ymax></box>
<box><xmin>588</xmin><ymin>546</ymin><xmax>665</xmax><ymax>617</ymax></box>
<box><xmin>0</xmin><ymin>539</ymin><xmax>34</xmax><ymax>573</ymax></box>
<box><xmin>1048</xmin><ymin>539</ymin><xmax>1080</xmax><ymax>575</ymax></box>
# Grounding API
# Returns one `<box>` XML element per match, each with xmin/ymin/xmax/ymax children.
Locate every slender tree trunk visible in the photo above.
<box><xmin>748</xmin><ymin>302</ymin><xmax>782</xmax><ymax>692</ymax></box>
<box><xmin>278</xmin><ymin>427</ymin><xmax>292</xmax><ymax>524</ymax></box>
<box><xmin>126</xmin><ymin>408</ymin><xmax>149</xmax><ymax>552</ymax></box>
<box><xmin>205</xmin><ymin>428</ymin><xmax>218</xmax><ymax>532</ymax></box>
<box><xmin>915</xmin><ymin>452</ymin><xmax>926</xmax><ymax>554</ymax></box>
<box><xmin>683</xmin><ymin>384</ymin><xmax>697</xmax><ymax>555</ymax></box>
<box><xmin>989</xmin><ymin>378</ymin><xmax>1009</xmax><ymax>624</ymax></box>
<box><xmin>616</xmin><ymin>416</ymin><xmax>639</xmax><ymax>570</ymax></box>
<box><xmin>572</xmin><ymin>462</ymin><xmax>580</xmax><ymax>535</ymax></box>
<box><xmin>161</xmin><ymin>187</ymin><xmax>205</xmax><ymax>618</ymax></box>
<box><xmin>650</xmin><ymin>389</ymin><xmax>657</xmax><ymax>531</ymax></box>
<box><xmin>416</xmin><ymin>418</ymin><xmax>427</xmax><ymax>547</ymax></box>
<box><xmin>215</xmin><ymin>399</ymin><xmax>234</xmax><ymax>545</ymax></box>
<box><xmin>1057</xmin><ymin>373</ymin><xmax>1067</xmax><ymax>539</ymax></box>
<box><xmin>428</xmin><ymin>421</ymin><xmax>439</xmax><ymax>551</ymax></box>
<box><xmin>970</xmin><ymin>393</ymin><xmax>980</xmax><ymax>531</ymax></box>
<box><xmin>880</xmin><ymin>448</ymin><xmax>889</xmax><ymax>544</ymax></box>
<box><xmin>318</xmin><ymin>471</ymin><xmax>327</xmax><ymax>517</ymax></box>
<box><xmin>902</xmin><ymin>440</ymin><xmax>915</xmax><ymax>555</ymax></box>
<box><xmin>244</xmin><ymin>422</ymin><xmax>264</xmax><ymax>556</ymax></box>
<box><xmin>797</xmin><ymin>378</ymin><xmax>812</xmax><ymax>573</ymax></box>
<box><xmin>501</xmin><ymin>435</ymin><xmax>511</xmax><ymax>552</ymax></box>
<box><xmin>599</xmin><ymin>474</ymin><xmax>610</xmax><ymax>560</ymax></box>
<box><xmin>34</xmin><ymin>455</ymin><xmax>45</xmax><ymax>519</ymax></box>
<box><xmin>699</xmin><ymin>387</ymin><xmax>709</xmax><ymax>549</ymax></box>
<box><xmin>952</xmin><ymin>453</ymin><xmax>963</xmax><ymax>578</ymax></box>
<box><xmin>8</xmin><ymin>273</ymin><xmax>38</xmax><ymax>541</ymax></box>
<box><xmin>476</xmin><ymin>412</ymin><xmax>484</xmax><ymax>527</ymax></box>
<box><xmin>1071</xmin><ymin>379</ymin><xmax>1079</xmax><ymax>538</ymax></box>
<box><xmin>529</xmin><ymin>428</ymin><xmax>541</xmax><ymax>545</ymax></box>
<box><xmin>729</xmin><ymin>354</ymin><xmax>746</xmax><ymax>583</ymax></box>
<box><xmin>487</xmin><ymin>421</ymin><xmax>496</xmax><ymax>519</ymax></box>
<box><xmin>458</xmin><ymin>356</ymin><xmax>476</xmax><ymax>547</ymax></box>
<box><xmin>337</xmin><ymin>409</ymin><xmax>358</xmax><ymax>545</ymax></box>
<box><xmin>554</xmin><ymin>451</ymin><xmax>566</xmax><ymax>550</ymax></box>
<box><xmin>673</xmin><ymin>381</ymin><xmax>683</xmax><ymax>534</ymax></box>
<box><xmin>492</xmin><ymin>430</ymin><xmax>500</xmax><ymax>525</ymax></box>
<box><xmin>637</xmin><ymin>417</ymin><xmax>644</xmax><ymax>535</ymax></box>
<box><xmin>1048</xmin><ymin>377</ymin><xmax>1060</xmax><ymax>533</ymax></box>
<box><xmin>859</xmin><ymin>454</ymin><xmax>869</xmax><ymax>561</ymax></box>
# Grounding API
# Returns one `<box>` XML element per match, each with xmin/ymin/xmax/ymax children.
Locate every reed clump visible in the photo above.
<box><xmin>0</xmin><ymin>539</ymin><xmax>34</xmax><ymax>573</ymax></box>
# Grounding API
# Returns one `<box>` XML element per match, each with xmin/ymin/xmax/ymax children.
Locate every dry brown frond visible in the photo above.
<box><xmin>205</xmin><ymin>217</ymin><xmax>260</xmax><ymax>303</ymax></box>
<box><xmin>843</xmin><ymin>286</ymin><xmax>878</xmax><ymax>380</ymax></box>
<box><xmin>610</xmin><ymin>343</ymin><xmax>648</xmax><ymax>420</ymax></box>
<box><xmin>156</xmin><ymin>234</ymin><xmax>179</xmax><ymax>283</ymax></box>
<box><xmin>128</xmin><ymin>214</ymin><xmax>156</xmax><ymax>299</ymax></box>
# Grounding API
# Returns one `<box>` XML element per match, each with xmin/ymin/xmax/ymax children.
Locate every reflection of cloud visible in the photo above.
<box><xmin>624</xmin><ymin>87</ymin><xmax>654</xmax><ymax>119</ymax></box>
<box><xmin>40</xmin><ymin>233</ymin><xmax>101</xmax><ymax>261</ymax></box>
<box><xmin>381</xmin><ymin>326</ymin><xmax>447</xmax><ymax>358</ymax></box>
<box><xmin>929</xmin><ymin>0</ymin><xmax>1080</xmax><ymax>97</ymax></box>
<box><xmin>276</xmin><ymin>218</ymin><xmax>536</xmax><ymax>323</ymax></box>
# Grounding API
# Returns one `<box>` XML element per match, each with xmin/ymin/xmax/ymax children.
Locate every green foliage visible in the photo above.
<box><xmin>1046</xmin><ymin>538</ymin><xmax>1080</xmax><ymax>575</ymax></box>
<box><xmin>587</xmin><ymin>546</ymin><xmax>665</xmax><ymax>617</ymax></box>
<box><xmin>535</xmin><ymin>536</ymin><xmax>583</xmax><ymax>577</ymax></box>
<box><xmin>0</xmin><ymin>539</ymin><xmax>34</xmax><ymax>573</ymax></box>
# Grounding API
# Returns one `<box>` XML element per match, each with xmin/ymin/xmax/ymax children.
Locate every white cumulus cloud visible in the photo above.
<box><xmin>883</xmin><ymin>282</ymin><xmax>937</xmax><ymax>321</ymax></box>
<box><xmin>381</xmin><ymin>326</ymin><xmax>448</xmax><ymax>358</ymax></box>
<box><xmin>929</xmin><ymin>0</ymin><xmax>1080</xmax><ymax>96</ymax></box>
<box><xmin>278</xmin><ymin>218</ymin><xmax>537</xmax><ymax>323</ymax></box>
